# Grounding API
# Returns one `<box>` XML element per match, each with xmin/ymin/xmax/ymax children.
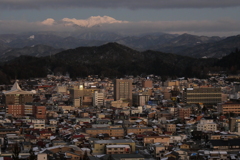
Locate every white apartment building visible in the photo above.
<box><xmin>197</xmin><ymin>119</ymin><xmax>217</xmax><ymax>131</ymax></box>
<box><xmin>93</xmin><ymin>91</ymin><xmax>104</xmax><ymax>107</ymax></box>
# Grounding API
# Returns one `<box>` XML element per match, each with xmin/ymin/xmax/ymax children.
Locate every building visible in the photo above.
<box><xmin>85</xmin><ymin>128</ymin><xmax>124</xmax><ymax>138</ymax></box>
<box><xmin>197</xmin><ymin>119</ymin><xmax>217</xmax><ymax>132</ymax></box>
<box><xmin>126</xmin><ymin>126</ymin><xmax>153</xmax><ymax>135</ymax></box>
<box><xmin>93</xmin><ymin>91</ymin><xmax>104</xmax><ymax>107</ymax></box>
<box><xmin>114</xmin><ymin>79</ymin><xmax>133</xmax><ymax>104</ymax></box>
<box><xmin>166</xmin><ymin>124</ymin><xmax>176</xmax><ymax>132</ymax></box>
<box><xmin>229</xmin><ymin>117</ymin><xmax>240</xmax><ymax>132</ymax></box>
<box><xmin>34</xmin><ymin>105</ymin><xmax>46</xmax><ymax>119</ymax></box>
<box><xmin>106</xmin><ymin>145</ymin><xmax>131</xmax><ymax>154</ymax></box>
<box><xmin>93</xmin><ymin>139</ymin><xmax>135</xmax><ymax>154</ymax></box>
<box><xmin>132</xmin><ymin>93</ymin><xmax>149</xmax><ymax>106</ymax></box>
<box><xmin>177</xmin><ymin>107</ymin><xmax>192</xmax><ymax>120</ymax></box>
<box><xmin>183</xmin><ymin>87</ymin><xmax>222</xmax><ymax>105</ymax></box>
<box><xmin>142</xmin><ymin>79</ymin><xmax>152</xmax><ymax>88</ymax></box>
<box><xmin>143</xmin><ymin>136</ymin><xmax>170</xmax><ymax>146</ymax></box>
<box><xmin>217</xmin><ymin>101</ymin><xmax>240</xmax><ymax>114</ymax></box>
<box><xmin>7</xmin><ymin>105</ymin><xmax>25</xmax><ymax>117</ymax></box>
<box><xmin>3</xmin><ymin>81</ymin><xmax>35</xmax><ymax>105</ymax></box>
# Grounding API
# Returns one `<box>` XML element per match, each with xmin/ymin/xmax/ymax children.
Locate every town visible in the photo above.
<box><xmin>0</xmin><ymin>73</ymin><xmax>239</xmax><ymax>160</ymax></box>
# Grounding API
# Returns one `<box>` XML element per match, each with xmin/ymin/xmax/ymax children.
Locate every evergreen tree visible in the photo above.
<box><xmin>82</xmin><ymin>150</ymin><xmax>89</xmax><ymax>160</ymax></box>
<box><xmin>12</xmin><ymin>143</ymin><xmax>21</xmax><ymax>160</ymax></box>
<box><xmin>28</xmin><ymin>148</ymin><xmax>36</xmax><ymax>160</ymax></box>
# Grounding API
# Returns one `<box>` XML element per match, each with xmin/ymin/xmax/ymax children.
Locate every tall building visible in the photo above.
<box><xmin>114</xmin><ymin>79</ymin><xmax>133</xmax><ymax>103</ymax></box>
<box><xmin>3</xmin><ymin>81</ymin><xmax>35</xmax><ymax>105</ymax></box>
<box><xmin>229</xmin><ymin>117</ymin><xmax>240</xmax><ymax>132</ymax></box>
<box><xmin>69</xmin><ymin>84</ymin><xmax>99</xmax><ymax>107</ymax></box>
<box><xmin>93</xmin><ymin>91</ymin><xmax>104</xmax><ymax>107</ymax></box>
<box><xmin>183</xmin><ymin>87</ymin><xmax>222</xmax><ymax>105</ymax></box>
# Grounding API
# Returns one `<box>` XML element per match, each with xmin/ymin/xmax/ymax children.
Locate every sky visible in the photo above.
<box><xmin>0</xmin><ymin>0</ymin><xmax>240</xmax><ymax>36</ymax></box>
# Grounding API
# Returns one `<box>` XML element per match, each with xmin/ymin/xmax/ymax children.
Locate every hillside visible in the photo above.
<box><xmin>0</xmin><ymin>43</ymin><xmax>217</xmax><ymax>84</ymax></box>
<box><xmin>177</xmin><ymin>35</ymin><xmax>240</xmax><ymax>58</ymax></box>
<box><xmin>0</xmin><ymin>44</ymin><xmax>64</xmax><ymax>61</ymax></box>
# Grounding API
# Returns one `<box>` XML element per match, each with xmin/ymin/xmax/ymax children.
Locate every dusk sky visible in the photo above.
<box><xmin>1</xmin><ymin>0</ymin><xmax>240</xmax><ymax>36</ymax></box>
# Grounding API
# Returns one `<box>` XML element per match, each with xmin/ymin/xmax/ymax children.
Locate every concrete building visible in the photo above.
<box><xmin>86</xmin><ymin>128</ymin><xmax>124</xmax><ymax>138</ymax></box>
<box><xmin>132</xmin><ymin>93</ymin><xmax>149</xmax><ymax>106</ymax></box>
<box><xmin>93</xmin><ymin>91</ymin><xmax>104</xmax><ymax>107</ymax></box>
<box><xmin>197</xmin><ymin>119</ymin><xmax>217</xmax><ymax>132</ymax></box>
<box><xmin>126</xmin><ymin>126</ymin><xmax>153</xmax><ymax>135</ymax></box>
<box><xmin>114</xmin><ymin>79</ymin><xmax>133</xmax><ymax>104</ymax></box>
<box><xmin>177</xmin><ymin>107</ymin><xmax>192</xmax><ymax>120</ymax></box>
<box><xmin>142</xmin><ymin>79</ymin><xmax>153</xmax><ymax>88</ymax></box>
<box><xmin>34</xmin><ymin>106</ymin><xmax>46</xmax><ymax>119</ymax></box>
<box><xmin>229</xmin><ymin>117</ymin><xmax>240</xmax><ymax>132</ymax></box>
<box><xmin>166</xmin><ymin>124</ymin><xmax>176</xmax><ymax>132</ymax></box>
<box><xmin>93</xmin><ymin>139</ymin><xmax>135</xmax><ymax>154</ymax></box>
<box><xmin>3</xmin><ymin>81</ymin><xmax>35</xmax><ymax>105</ymax></box>
<box><xmin>183</xmin><ymin>87</ymin><xmax>222</xmax><ymax>105</ymax></box>
<box><xmin>106</xmin><ymin>145</ymin><xmax>131</xmax><ymax>154</ymax></box>
<box><xmin>143</xmin><ymin>136</ymin><xmax>170</xmax><ymax>146</ymax></box>
<box><xmin>7</xmin><ymin>105</ymin><xmax>25</xmax><ymax>117</ymax></box>
<box><xmin>217</xmin><ymin>101</ymin><xmax>240</xmax><ymax>114</ymax></box>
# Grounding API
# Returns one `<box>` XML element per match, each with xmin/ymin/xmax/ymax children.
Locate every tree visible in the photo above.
<box><xmin>82</xmin><ymin>150</ymin><xmax>89</xmax><ymax>160</ymax></box>
<box><xmin>12</xmin><ymin>143</ymin><xmax>21</xmax><ymax>160</ymax></box>
<box><xmin>28</xmin><ymin>148</ymin><xmax>36</xmax><ymax>160</ymax></box>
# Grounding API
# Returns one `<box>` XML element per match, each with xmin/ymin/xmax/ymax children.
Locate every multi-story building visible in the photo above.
<box><xmin>197</xmin><ymin>119</ymin><xmax>217</xmax><ymax>132</ymax></box>
<box><xmin>142</xmin><ymin>79</ymin><xmax>153</xmax><ymax>88</ymax></box>
<box><xmin>217</xmin><ymin>101</ymin><xmax>240</xmax><ymax>114</ymax></box>
<box><xmin>93</xmin><ymin>91</ymin><xmax>104</xmax><ymax>107</ymax></box>
<box><xmin>177</xmin><ymin>107</ymin><xmax>192</xmax><ymax>120</ymax></box>
<box><xmin>106</xmin><ymin>145</ymin><xmax>131</xmax><ymax>154</ymax></box>
<box><xmin>24</xmin><ymin>104</ymin><xmax>34</xmax><ymax>116</ymax></box>
<box><xmin>7</xmin><ymin>105</ymin><xmax>25</xmax><ymax>117</ymax></box>
<box><xmin>93</xmin><ymin>139</ymin><xmax>135</xmax><ymax>154</ymax></box>
<box><xmin>143</xmin><ymin>136</ymin><xmax>170</xmax><ymax>146</ymax></box>
<box><xmin>85</xmin><ymin>128</ymin><xmax>124</xmax><ymax>138</ymax></box>
<box><xmin>229</xmin><ymin>117</ymin><xmax>240</xmax><ymax>132</ymax></box>
<box><xmin>183</xmin><ymin>87</ymin><xmax>222</xmax><ymax>105</ymax></box>
<box><xmin>114</xmin><ymin>79</ymin><xmax>133</xmax><ymax>104</ymax></box>
<box><xmin>166</xmin><ymin>124</ymin><xmax>176</xmax><ymax>132</ymax></box>
<box><xmin>126</xmin><ymin>126</ymin><xmax>153</xmax><ymax>135</ymax></box>
<box><xmin>34</xmin><ymin>106</ymin><xmax>46</xmax><ymax>119</ymax></box>
<box><xmin>132</xmin><ymin>93</ymin><xmax>149</xmax><ymax>106</ymax></box>
<box><xmin>3</xmin><ymin>81</ymin><xmax>35</xmax><ymax>105</ymax></box>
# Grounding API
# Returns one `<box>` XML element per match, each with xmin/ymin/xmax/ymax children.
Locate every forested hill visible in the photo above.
<box><xmin>0</xmin><ymin>42</ymin><xmax>237</xmax><ymax>84</ymax></box>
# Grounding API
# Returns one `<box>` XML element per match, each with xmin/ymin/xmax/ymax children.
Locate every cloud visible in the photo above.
<box><xmin>0</xmin><ymin>16</ymin><xmax>240</xmax><ymax>36</ymax></box>
<box><xmin>42</xmin><ymin>18</ymin><xmax>55</xmax><ymax>25</ymax></box>
<box><xmin>1</xmin><ymin>0</ymin><xmax>240</xmax><ymax>9</ymax></box>
<box><xmin>61</xmin><ymin>16</ymin><xmax>128</xmax><ymax>27</ymax></box>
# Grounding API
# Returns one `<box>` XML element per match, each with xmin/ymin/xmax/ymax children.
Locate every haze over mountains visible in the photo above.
<box><xmin>0</xmin><ymin>31</ymin><xmax>240</xmax><ymax>61</ymax></box>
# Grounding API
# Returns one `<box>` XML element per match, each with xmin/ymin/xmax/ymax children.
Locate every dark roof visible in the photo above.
<box><xmin>209</xmin><ymin>139</ymin><xmax>240</xmax><ymax>146</ymax></box>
